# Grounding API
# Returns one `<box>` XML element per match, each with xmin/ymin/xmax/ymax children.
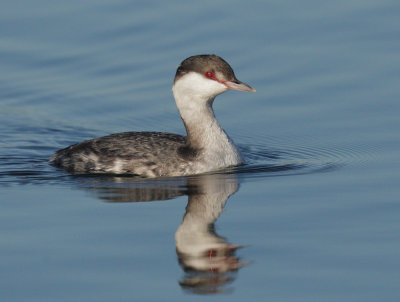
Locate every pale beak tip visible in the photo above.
<box><xmin>225</xmin><ymin>80</ymin><xmax>256</xmax><ymax>93</ymax></box>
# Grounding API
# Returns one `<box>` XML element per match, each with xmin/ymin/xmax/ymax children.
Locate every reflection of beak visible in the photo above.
<box><xmin>225</xmin><ymin>80</ymin><xmax>256</xmax><ymax>92</ymax></box>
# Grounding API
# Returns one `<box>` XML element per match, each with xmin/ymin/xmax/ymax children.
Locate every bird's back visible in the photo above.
<box><xmin>50</xmin><ymin>132</ymin><xmax>190</xmax><ymax>177</ymax></box>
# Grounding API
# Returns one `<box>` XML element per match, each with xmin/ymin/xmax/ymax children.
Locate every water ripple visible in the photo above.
<box><xmin>231</xmin><ymin>134</ymin><xmax>377</xmax><ymax>179</ymax></box>
<box><xmin>0</xmin><ymin>130</ymin><xmax>375</xmax><ymax>186</ymax></box>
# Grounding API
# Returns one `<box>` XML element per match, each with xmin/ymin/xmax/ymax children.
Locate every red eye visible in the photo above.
<box><xmin>205</xmin><ymin>71</ymin><xmax>214</xmax><ymax>78</ymax></box>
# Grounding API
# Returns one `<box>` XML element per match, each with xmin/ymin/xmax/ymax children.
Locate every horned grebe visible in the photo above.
<box><xmin>50</xmin><ymin>54</ymin><xmax>255</xmax><ymax>177</ymax></box>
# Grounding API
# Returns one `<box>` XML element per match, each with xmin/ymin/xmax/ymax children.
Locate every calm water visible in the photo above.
<box><xmin>1</xmin><ymin>0</ymin><xmax>399</xmax><ymax>301</ymax></box>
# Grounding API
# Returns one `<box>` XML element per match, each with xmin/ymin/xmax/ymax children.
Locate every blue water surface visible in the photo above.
<box><xmin>1</xmin><ymin>0</ymin><xmax>399</xmax><ymax>301</ymax></box>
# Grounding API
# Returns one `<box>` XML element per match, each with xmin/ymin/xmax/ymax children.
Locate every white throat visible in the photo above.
<box><xmin>172</xmin><ymin>72</ymin><xmax>243</xmax><ymax>169</ymax></box>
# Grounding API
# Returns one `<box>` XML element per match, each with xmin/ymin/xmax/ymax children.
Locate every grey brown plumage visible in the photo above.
<box><xmin>51</xmin><ymin>132</ymin><xmax>190</xmax><ymax>177</ymax></box>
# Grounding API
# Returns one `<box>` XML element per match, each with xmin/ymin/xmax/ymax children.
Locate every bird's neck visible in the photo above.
<box><xmin>173</xmin><ymin>86</ymin><xmax>242</xmax><ymax>166</ymax></box>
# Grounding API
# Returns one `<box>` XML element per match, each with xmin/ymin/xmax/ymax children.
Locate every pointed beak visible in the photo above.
<box><xmin>224</xmin><ymin>80</ymin><xmax>256</xmax><ymax>92</ymax></box>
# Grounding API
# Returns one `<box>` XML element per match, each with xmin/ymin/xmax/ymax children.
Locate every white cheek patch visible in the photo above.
<box><xmin>173</xmin><ymin>72</ymin><xmax>228</xmax><ymax>100</ymax></box>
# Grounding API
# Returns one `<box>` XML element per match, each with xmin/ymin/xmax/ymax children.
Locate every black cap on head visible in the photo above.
<box><xmin>174</xmin><ymin>54</ymin><xmax>237</xmax><ymax>83</ymax></box>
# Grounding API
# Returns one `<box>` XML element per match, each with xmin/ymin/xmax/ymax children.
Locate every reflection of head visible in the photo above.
<box><xmin>175</xmin><ymin>174</ymin><xmax>248</xmax><ymax>295</ymax></box>
<box><xmin>177</xmin><ymin>239</ymin><xmax>243</xmax><ymax>271</ymax></box>
<box><xmin>177</xmin><ymin>243</ymin><xmax>244</xmax><ymax>295</ymax></box>
<box><xmin>178</xmin><ymin>270</ymin><xmax>236</xmax><ymax>295</ymax></box>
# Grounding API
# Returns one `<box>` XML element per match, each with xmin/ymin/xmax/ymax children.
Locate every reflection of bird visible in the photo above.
<box><xmin>83</xmin><ymin>176</ymin><xmax>187</xmax><ymax>202</ymax></box>
<box><xmin>50</xmin><ymin>55</ymin><xmax>255</xmax><ymax>177</ymax></box>
<box><xmin>74</xmin><ymin>172</ymin><xmax>249</xmax><ymax>294</ymax></box>
<box><xmin>175</xmin><ymin>175</ymin><xmax>248</xmax><ymax>295</ymax></box>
